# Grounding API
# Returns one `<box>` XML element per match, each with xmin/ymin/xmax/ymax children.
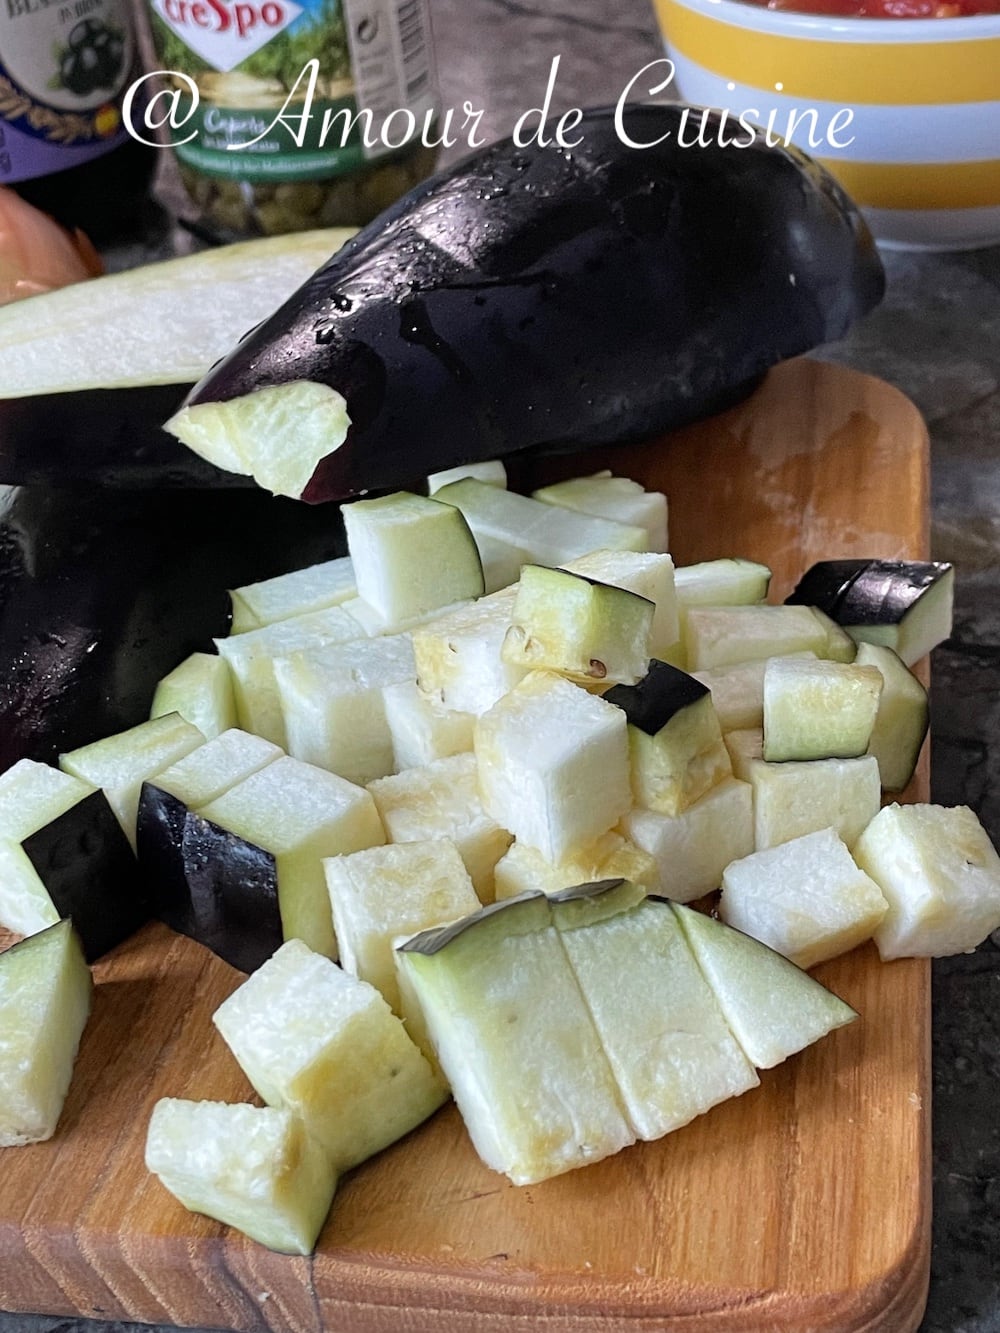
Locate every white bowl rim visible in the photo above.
<box><xmin>662</xmin><ymin>0</ymin><xmax>1000</xmax><ymax>42</ymax></box>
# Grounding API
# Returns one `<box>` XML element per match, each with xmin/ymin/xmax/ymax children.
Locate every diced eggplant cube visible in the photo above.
<box><xmin>854</xmin><ymin>803</ymin><xmax>1000</xmax><ymax>959</ymax></box>
<box><xmin>0</xmin><ymin>920</ymin><xmax>92</xmax><ymax>1146</ymax></box>
<box><xmin>383</xmin><ymin>680</ymin><xmax>475</xmax><ymax>771</ymax></box>
<box><xmin>808</xmin><ymin>608</ymin><xmax>857</xmax><ymax>663</ymax></box>
<box><xmin>493</xmin><ymin>832</ymin><xmax>657</xmax><ymax>901</ymax></box>
<box><xmin>396</xmin><ymin>894</ymin><xmax>634</xmax><ymax>1185</ymax></box>
<box><xmin>724</xmin><ymin>728</ymin><xmax>764</xmax><ymax>783</ymax></box>
<box><xmin>339</xmin><ymin>594</ymin><xmax>474</xmax><ymax>637</ymax></box>
<box><xmin>229</xmin><ymin>556</ymin><xmax>356</xmax><ymax>633</ymax></box>
<box><xmin>674</xmin><ymin>904</ymin><xmax>857</xmax><ymax>1069</ymax></box>
<box><xmin>692</xmin><ymin>653</ymin><xmax>818</xmax><ymax>735</ymax></box>
<box><xmin>434</xmin><ymin>479</ymin><xmax>648</xmax><ymax>566</ymax></box>
<box><xmin>786</xmin><ymin>559</ymin><xmax>954</xmax><ymax>666</ymax></box>
<box><xmin>324</xmin><ymin>839</ymin><xmax>479</xmax><ymax>1015</ymax></box>
<box><xmin>367</xmin><ymin>752</ymin><xmax>510</xmax><ymax>903</ymax></box>
<box><xmin>674</xmin><ymin>558</ymin><xmax>772</xmax><ymax>609</ymax></box>
<box><xmin>426</xmin><ymin>459</ymin><xmax>507</xmax><ymax>494</ymax></box>
<box><xmin>189</xmin><ymin>757</ymin><xmax>385</xmax><ymax>969</ymax></box>
<box><xmin>136</xmin><ymin>729</ymin><xmax>283</xmax><ymax>940</ymax></box>
<box><xmin>743</xmin><ymin>753</ymin><xmax>881</xmax><ymax>851</ymax></box>
<box><xmin>563</xmin><ymin>550</ymin><xmax>679</xmax><ymax>658</ymax></box>
<box><xmin>762</xmin><ymin>658</ymin><xmax>883</xmax><ymax>762</ymax></box>
<box><xmin>412</xmin><ymin>589</ymin><xmax>525</xmax><ymax>716</ymax></box>
<box><xmin>475</xmin><ymin>673</ymin><xmax>631</xmax><ymax>865</ymax></box>
<box><xmin>0</xmin><ymin>759</ymin><xmax>143</xmax><ymax>959</ymax></box>
<box><xmin>274</xmin><ymin>634</ymin><xmax>415</xmax><ymax>783</ymax></box>
<box><xmin>60</xmin><ymin>714</ymin><xmax>206</xmax><ymax>851</ymax></box>
<box><xmin>341</xmin><ymin>491</ymin><xmax>484</xmax><ymax>624</ymax></box>
<box><xmin>150</xmin><ymin>652</ymin><xmax>237</xmax><ymax>741</ymax></box>
<box><xmin>854</xmin><ymin>642</ymin><xmax>929</xmax><ymax>793</ymax></box>
<box><xmin>214</xmin><ymin>605</ymin><xmax>364</xmax><ymax>747</ymax></box>
<box><xmin>622</xmin><ymin>776</ymin><xmax>753</xmax><ymax>902</ymax></box>
<box><xmin>719</xmin><ymin>828</ymin><xmax>888</xmax><ymax>969</ymax></box>
<box><xmin>552</xmin><ymin>893</ymin><xmax>758</xmax><ymax>1139</ymax></box>
<box><xmin>502</xmin><ymin>565</ymin><xmax>654</xmax><ymax>687</ymax></box>
<box><xmin>213</xmin><ymin>939</ymin><xmax>446</xmax><ymax>1170</ymax></box>
<box><xmin>606</xmin><ymin>660</ymin><xmax>731</xmax><ymax>816</ymax></box>
<box><xmin>534</xmin><ymin>473</ymin><xmax>669</xmax><ymax>552</ymax></box>
<box><xmin>685</xmin><ymin>604</ymin><xmax>828</xmax><ymax>671</ymax></box>
<box><xmin>474</xmin><ymin>533</ymin><xmax>530</xmax><ymax>596</ymax></box>
<box><xmin>145</xmin><ymin>1099</ymin><xmax>337</xmax><ymax>1255</ymax></box>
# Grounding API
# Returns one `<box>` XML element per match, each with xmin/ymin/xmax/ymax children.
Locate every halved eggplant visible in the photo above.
<box><xmin>167</xmin><ymin>105</ymin><xmax>883</xmax><ymax>502</ymax></box>
<box><xmin>0</xmin><ymin>485</ymin><xmax>350</xmax><ymax>774</ymax></box>
<box><xmin>0</xmin><ymin>230</ymin><xmax>354</xmax><ymax>489</ymax></box>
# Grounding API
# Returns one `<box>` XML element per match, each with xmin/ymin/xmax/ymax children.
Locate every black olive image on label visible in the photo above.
<box><xmin>58</xmin><ymin>21</ymin><xmax>125</xmax><ymax>96</ymax></box>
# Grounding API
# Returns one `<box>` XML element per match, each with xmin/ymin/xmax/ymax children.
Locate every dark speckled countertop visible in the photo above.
<box><xmin>3</xmin><ymin>1</ymin><xmax>999</xmax><ymax>1330</ymax></box>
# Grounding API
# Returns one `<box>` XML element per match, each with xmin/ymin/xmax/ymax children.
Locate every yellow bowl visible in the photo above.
<box><xmin>652</xmin><ymin>0</ymin><xmax>1000</xmax><ymax>249</ymax></box>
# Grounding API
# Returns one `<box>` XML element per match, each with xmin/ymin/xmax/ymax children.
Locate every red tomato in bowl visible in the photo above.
<box><xmin>762</xmin><ymin>0</ymin><xmax>1000</xmax><ymax>15</ymax></box>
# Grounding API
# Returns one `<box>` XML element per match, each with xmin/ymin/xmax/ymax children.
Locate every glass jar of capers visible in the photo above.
<box><xmin>146</xmin><ymin>0</ymin><xmax>439</xmax><ymax>237</ymax></box>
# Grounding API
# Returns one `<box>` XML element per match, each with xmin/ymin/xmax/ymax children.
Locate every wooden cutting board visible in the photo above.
<box><xmin>0</xmin><ymin>357</ymin><xmax>931</xmax><ymax>1333</ymax></box>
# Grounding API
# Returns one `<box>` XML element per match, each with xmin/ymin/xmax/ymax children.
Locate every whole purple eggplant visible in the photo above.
<box><xmin>0</xmin><ymin>485</ymin><xmax>346</xmax><ymax>773</ymax></box>
<box><xmin>168</xmin><ymin>103</ymin><xmax>884</xmax><ymax>502</ymax></box>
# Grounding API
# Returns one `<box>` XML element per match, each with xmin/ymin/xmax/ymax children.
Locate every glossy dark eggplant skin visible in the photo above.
<box><xmin>604</xmin><ymin>659</ymin><xmax>708</xmax><ymax>736</ymax></box>
<box><xmin>0</xmin><ymin>486</ymin><xmax>347</xmax><ymax>774</ymax></box>
<box><xmin>23</xmin><ymin>790</ymin><xmax>146</xmax><ymax>962</ymax></box>
<box><xmin>183</xmin><ymin>104</ymin><xmax>885</xmax><ymax>502</ymax></box>
<box><xmin>176</xmin><ymin>813</ymin><xmax>283</xmax><ymax>974</ymax></box>
<box><xmin>786</xmin><ymin>560</ymin><xmax>953</xmax><ymax>626</ymax></box>
<box><xmin>136</xmin><ymin>782</ymin><xmax>194</xmax><ymax>940</ymax></box>
<box><xmin>0</xmin><ymin>385</ymin><xmax>247</xmax><ymax>489</ymax></box>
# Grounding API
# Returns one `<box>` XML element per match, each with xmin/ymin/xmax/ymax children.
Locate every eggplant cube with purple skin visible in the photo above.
<box><xmin>0</xmin><ymin>759</ymin><xmax>142</xmax><ymax>960</ymax></box>
<box><xmin>60</xmin><ymin>713</ymin><xmax>206</xmax><ymax>852</ymax></box>
<box><xmin>341</xmin><ymin>491</ymin><xmax>485</xmax><ymax>625</ymax></box>
<box><xmin>605</xmin><ymin>660</ymin><xmax>731</xmax><ymax>817</ymax></box>
<box><xmin>189</xmin><ymin>756</ymin><xmax>386</xmax><ymax>968</ymax></box>
<box><xmin>213</xmin><ymin>939</ymin><xmax>447</xmax><ymax>1171</ymax></box>
<box><xmin>136</xmin><ymin>728</ymin><xmax>283</xmax><ymax>943</ymax></box>
<box><xmin>501</xmin><ymin>565</ymin><xmax>655</xmax><ymax>688</ymax></box>
<box><xmin>561</xmin><ymin>550</ymin><xmax>679</xmax><ymax>661</ymax></box>
<box><xmin>474</xmin><ymin>672</ymin><xmax>632</xmax><ymax>864</ymax></box>
<box><xmin>786</xmin><ymin>560</ymin><xmax>954</xmax><ymax>666</ymax></box>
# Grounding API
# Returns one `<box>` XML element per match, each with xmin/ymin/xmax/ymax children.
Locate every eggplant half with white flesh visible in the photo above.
<box><xmin>167</xmin><ymin>105</ymin><xmax>884</xmax><ymax>502</ymax></box>
<box><xmin>0</xmin><ymin>230</ymin><xmax>354</xmax><ymax>489</ymax></box>
<box><xmin>786</xmin><ymin>560</ymin><xmax>954</xmax><ymax>666</ymax></box>
<box><xmin>0</xmin><ymin>486</ymin><xmax>348</xmax><ymax>774</ymax></box>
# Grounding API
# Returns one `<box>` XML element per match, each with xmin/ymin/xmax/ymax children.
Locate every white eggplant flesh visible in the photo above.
<box><xmin>720</xmin><ymin>828</ymin><xmax>888</xmax><ymax>970</ymax></box>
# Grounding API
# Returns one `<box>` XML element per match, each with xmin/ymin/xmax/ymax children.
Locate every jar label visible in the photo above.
<box><xmin>0</xmin><ymin>0</ymin><xmax>135</xmax><ymax>181</ymax></box>
<box><xmin>148</xmin><ymin>0</ymin><xmax>438</xmax><ymax>183</ymax></box>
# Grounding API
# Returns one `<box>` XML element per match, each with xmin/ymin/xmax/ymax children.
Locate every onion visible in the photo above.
<box><xmin>0</xmin><ymin>188</ymin><xmax>102</xmax><ymax>305</ymax></box>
